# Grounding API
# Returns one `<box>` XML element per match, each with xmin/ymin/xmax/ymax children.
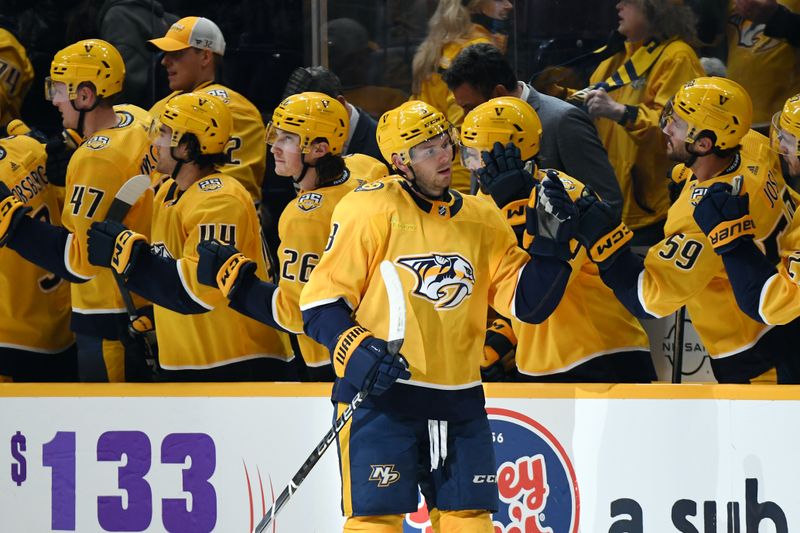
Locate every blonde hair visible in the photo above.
<box><xmin>411</xmin><ymin>0</ymin><xmax>484</xmax><ymax>94</ymax></box>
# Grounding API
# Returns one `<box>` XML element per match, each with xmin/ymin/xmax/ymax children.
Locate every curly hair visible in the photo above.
<box><xmin>635</xmin><ymin>0</ymin><xmax>699</xmax><ymax>45</ymax></box>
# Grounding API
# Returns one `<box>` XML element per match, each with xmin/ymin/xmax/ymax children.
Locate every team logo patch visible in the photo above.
<box><xmin>690</xmin><ymin>186</ymin><xmax>707</xmax><ymax>206</ymax></box>
<box><xmin>403</xmin><ymin>409</ymin><xmax>580</xmax><ymax>533</ymax></box>
<box><xmin>115</xmin><ymin>110</ymin><xmax>134</xmax><ymax>128</ymax></box>
<box><xmin>0</xmin><ymin>147</ymin><xmax>6</xmax><ymax>160</ymax></box>
<box><xmin>206</xmin><ymin>88</ymin><xmax>230</xmax><ymax>103</ymax></box>
<box><xmin>397</xmin><ymin>253</ymin><xmax>475</xmax><ymax>310</ymax></box>
<box><xmin>297</xmin><ymin>192</ymin><xmax>323</xmax><ymax>212</ymax></box>
<box><xmin>198</xmin><ymin>178</ymin><xmax>223</xmax><ymax>192</ymax></box>
<box><xmin>355</xmin><ymin>180</ymin><xmax>384</xmax><ymax>192</ymax></box>
<box><xmin>84</xmin><ymin>135</ymin><xmax>110</xmax><ymax>150</ymax></box>
<box><xmin>369</xmin><ymin>465</ymin><xmax>401</xmax><ymax>488</ymax></box>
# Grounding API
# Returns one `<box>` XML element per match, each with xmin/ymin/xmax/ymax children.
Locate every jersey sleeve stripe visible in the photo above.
<box><xmin>176</xmin><ymin>258</ymin><xmax>214</xmax><ymax>311</ymax></box>
<box><xmin>299</xmin><ymin>296</ymin><xmax>354</xmax><ymax>312</ymax></box>
<box><xmin>637</xmin><ymin>269</ymin><xmax>663</xmax><ymax>318</ymax></box>
<box><xmin>758</xmin><ymin>273</ymin><xmax>781</xmax><ymax>325</ymax></box>
<box><xmin>271</xmin><ymin>288</ymin><xmax>303</xmax><ymax>334</ymax></box>
<box><xmin>64</xmin><ymin>233</ymin><xmax>93</xmax><ymax>281</ymax></box>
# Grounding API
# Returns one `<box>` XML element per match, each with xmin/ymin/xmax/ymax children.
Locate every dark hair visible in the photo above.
<box><xmin>442</xmin><ymin>43</ymin><xmax>516</xmax><ymax>99</ymax></box>
<box><xmin>181</xmin><ymin>133</ymin><xmax>229</xmax><ymax>169</ymax></box>
<box><xmin>314</xmin><ymin>151</ymin><xmax>347</xmax><ymax>185</ymax></box>
<box><xmin>283</xmin><ymin>66</ymin><xmax>344</xmax><ymax>99</ymax></box>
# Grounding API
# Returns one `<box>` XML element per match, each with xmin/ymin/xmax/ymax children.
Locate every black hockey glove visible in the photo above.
<box><xmin>476</xmin><ymin>142</ymin><xmax>535</xmax><ymax>208</ymax></box>
<box><xmin>196</xmin><ymin>239</ymin><xmax>257</xmax><ymax>298</ymax></box>
<box><xmin>333</xmin><ymin>326</ymin><xmax>411</xmax><ymax>395</ymax></box>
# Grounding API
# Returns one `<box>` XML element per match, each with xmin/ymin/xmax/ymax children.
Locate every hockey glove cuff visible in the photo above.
<box><xmin>692</xmin><ymin>180</ymin><xmax>755</xmax><ymax>254</ymax></box>
<box><xmin>87</xmin><ymin>220</ymin><xmax>148</xmax><ymax>276</ymax></box>
<box><xmin>196</xmin><ymin>239</ymin><xmax>256</xmax><ymax>298</ymax></box>
<box><xmin>333</xmin><ymin>326</ymin><xmax>411</xmax><ymax>395</ymax></box>
<box><xmin>481</xmin><ymin>318</ymin><xmax>517</xmax><ymax>382</ymax></box>
<box><xmin>575</xmin><ymin>191</ymin><xmax>632</xmax><ymax>267</ymax></box>
<box><xmin>216</xmin><ymin>252</ymin><xmax>257</xmax><ymax>299</ymax></box>
<box><xmin>525</xmin><ymin>171</ymin><xmax>579</xmax><ymax>261</ymax></box>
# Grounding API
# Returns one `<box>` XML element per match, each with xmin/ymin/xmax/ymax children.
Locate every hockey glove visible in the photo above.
<box><xmin>481</xmin><ymin>317</ymin><xmax>517</xmax><ymax>382</ymax></box>
<box><xmin>0</xmin><ymin>182</ymin><xmax>32</xmax><ymax>247</ymax></box>
<box><xmin>87</xmin><ymin>220</ymin><xmax>148</xmax><ymax>276</ymax></box>
<box><xmin>196</xmin><ymin>239</ymin><xmax>257</xmax><ymax>298</ymax></box>
<box><xmin>333</xmin><ymin>326</ymin><xmax>411</xmax><ymax>395</ymax></box>
<box><xmin>575</xmin><ymin>189</ymin><xmax>632</xmax><ymax>267</ymax></box>
<box><xmin>692</xmin><ymin>178</ymin><xmax>755</xmax><ymax>254</ymax></box>
<box><xmin>525</xmin><ymin>171</ymin><xmax>579</xmax><ymax>261</ymax></box>
<box><xmin>44</xmin><ymin>129</ymin><xmax>81</xmax><ymax>187</ymax></box>
<box><xmin>476</xmin><ymin>142</ymin><xmax>535</xmax><ymax>209</ymax></box>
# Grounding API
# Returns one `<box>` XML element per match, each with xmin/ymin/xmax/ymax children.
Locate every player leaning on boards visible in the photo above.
<box><xmin>148</xmin><ymin>16</ymin><xmax>265</xmax><ymax>203</ymax></box>
<box><xmin>296</xmin><ymin>100</ymin><xmax>576</xmax><ymax>532</ymax></box>
<box><xmin>691</xmin><ymin>94</ymin><xmax>800</xmax><ymax>333</ymax></box>
<box><xmin>195</xmin><ymin>92</ymin><xmax>372</xmax><ymax>381</ymax></box>
<box><xmin>571</xmin><ymin>77</ymin><xmax>800</xmax><ymax>384</ymax></box>
<box><xmin>0</xmin><ymin>133</ymin><xmax>76</xmax><ymax>381</ymax></box>
<box><xmin>0</xmin><ymin>40</ymin><xmax>154</xmax><ymax>382</ymax></box>
<box><xmin>85</xmin><ymin>93</ymin><xmax>293</xmax><ymax>381</ymax></box>
<box><xmin>460</xmin><ymin>96</ymin><xmax>653</xmax><ymax>382</ymax></box>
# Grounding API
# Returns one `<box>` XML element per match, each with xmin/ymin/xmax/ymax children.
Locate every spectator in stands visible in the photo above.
<box><xmin>548</xmin><ymin>0</ymin><xmax>704</xmax><ymax>247</ymax></box>
<box><xmin>726</xmin><ymin>0</ymin><xmax>800</xmax><ymax>133</ymax></box>
<box><xmin>411</xmin><ymin>0</ymin><xmax>513</xmax><ymax>192</ymax></box>
<box><xmin>443</xmin><ymin>42</ymin><xmax>623</xmax><ymax>215</ymax></box>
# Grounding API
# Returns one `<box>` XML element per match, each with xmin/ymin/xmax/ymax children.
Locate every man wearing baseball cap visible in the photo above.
<box><xmin>148</xmin><ymin>16</ymin><xmax>265</xmax><ymax>204</ymax></box>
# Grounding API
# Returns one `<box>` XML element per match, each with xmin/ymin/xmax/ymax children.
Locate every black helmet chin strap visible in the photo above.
<box><xmin>405</xmin><ymin>163</ymin><xmax>448</xmax><ymax>201</ymax></box>
<box><xmin>70</xmin><ymin>96</ymin><xmax>101</xmax><ymax>138</ymax></box>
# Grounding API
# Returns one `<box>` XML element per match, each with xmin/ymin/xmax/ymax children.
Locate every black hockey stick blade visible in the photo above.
<box><xmin>253</xmin><ymin>261</ymin><xmax>407</xmax><ymax>533</ymax></box>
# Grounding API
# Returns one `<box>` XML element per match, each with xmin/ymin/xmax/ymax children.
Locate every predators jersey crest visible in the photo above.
<box><xmin>297</xmin><ymin>192</ymin><xmax>323</xmax><ymax>212</ymax></box>
<box><xmin>397</xmin><ymin>253</ymin><xmax>475</xmax><ymax>310</ymax></box>
<box><xmin>355</xmin><ymin>180</ymin><xmax>384</xmax><ymax>192</ymax></box>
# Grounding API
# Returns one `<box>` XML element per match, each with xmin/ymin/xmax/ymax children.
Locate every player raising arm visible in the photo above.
<box><xmin>295</xmin><ymin>100</ymin><xmax>575</xmax><ymax>532</ymax></box>
<box><xmin>84</xmin><ymin>93</ymin><xmax>292</xmax><ymax>381</ymax></box>
<box><xmin>572</xmin><ymin>77</ymin><xmax>800</xmax><ymax>383</ymax></box>
<box><xmin>461</xmin><ymin>96</ymin><xmax>652</xmax><ymax>382</ymax></box>
<box><xmin>0</xmin><ymin>40</ymin><xmax>153</xmax><ymax>382</ymax></box>
<box><xmin>692</xmin><ymin>94</ymin><xmax>800</xmax><ymax>331</ymax></box>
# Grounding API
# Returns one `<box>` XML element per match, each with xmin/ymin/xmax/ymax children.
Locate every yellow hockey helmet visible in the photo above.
<box><xmin>48</xmin><ymin>39</ymin><xmax>125</xmax><ymax>101</ymax></box>
<box><xmin>671</xmin><ymin>76</ymin><xmax>752</xmax><ymax>150</ymax></box>
<box><xmin>266</xmin><ymin>92</ymin><xmax>349</xmax><ymax>155</ymax></box>
<box><xmin>771</xmin><ymin>94</ymin><xmax>800</xmax><ymax>157</ymax></box>
<box><xmin>460</xmin><ymin>96</ymin><xmax>542</xmax><ymax>165</ymax></box>
<box><xmin>159</xmin><ymin>92</ymin><xmax>232</xmax><ymax>155</ymax></box>
<box><xmin>376</xmin><ymin>100</ymin><xmax>454</xmax><ymax>167</ymax></box>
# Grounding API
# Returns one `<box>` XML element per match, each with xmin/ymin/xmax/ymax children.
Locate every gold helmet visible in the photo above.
<box><xmin>771</xmin><ymin>94</ymin><xmax>800</xmax><ymax>157</ymax></box>
<box><xmin>376</xmin><ymin>100</ymin><xmax>454</xmax><ymax>167</ymax></box>
<box><xmin>670</xmin><ymin>76</ymin><xmax>752</xmax><ymax>150</ymax></box>
<box><xmin>160</xmin><ymin>92</ymin><xmax>232</xmax><ymax>154</ymax></box>
<box><xmin>266</xmin><ymin>92</ymin><xmax>349</xmax><ymax>155</ymax></box>
<box><xmin>47</xmin><ymin>39</ymin><xmax>125</xmax><ymax>101</ymax></box>
<box><xmin>460</xmin><ymin>96</ymin><xmax>542</xmax><ymax>170</ymax></box>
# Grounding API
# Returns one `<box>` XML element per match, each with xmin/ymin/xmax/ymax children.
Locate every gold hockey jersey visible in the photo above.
<box><xmin>639</xmin><ymin>131</ymin><xmax>794</xmax><ymax>356</ymax></box>
<box><xmin>0</xmin><ymin>135</ymin><xmax>73</xmax><ymax>352</ymax></box>
<box><xmin>0</xmin><ymin>29</ymin><xmax>34</xmax><ymax>127</ymax></box>
<box><xmin>150</xmin><ymin>82</ymin><xmax>266</xmax><ymax>202</ymax></box>
<box><xmin>496</xmin><ymin>170</ymin><xmax>650</xmax><ymax>376</ymax></box>
<box><xmin>275</xmin><ymin>173</ymin><xmax>360</xmax><ymax>367</ymax></box>
<box><xmin>62</xmin><ymin>115</ymin><xmax>153</xmax><ymax>330</ymax></box>
<box><xmin>150</xmin><ymin>174</ymin><xmax>290</xmax><ymax>369</ymax></box>
<box><xmin>300</xmin><ymin>178</ymin><xmax>530</xmax><ymax>395</ymax></box>
<box><xmin>726</xmin><ymin>0</ymin><xmax>800</xmax><ymax>127</ymax></box>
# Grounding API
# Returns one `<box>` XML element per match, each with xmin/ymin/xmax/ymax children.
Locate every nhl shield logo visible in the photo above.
<box><xmin>396</xmin><ymin>253</ymin><xmax>475</xmax><ymax>310</ymax></box>
<box><xmin>297</xmin><ymin>192</ymin><xmax>323</xmax><ymax>212</ymax></box>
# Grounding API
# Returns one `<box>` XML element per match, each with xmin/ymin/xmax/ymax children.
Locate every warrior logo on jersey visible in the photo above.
<box><xmin>85</xmin><ymin>136</ymin><xmax>110</xmax><ymax>150</ymax></box>
<box><xmin>198</xmin><ymin>178</ymin><xmax>223</xmax><ymax>192</ymax></box>
<box><xmin>355</xmin><ymin>180</ymin><xmax>384</xmax><ymax>192</ymax></box>
<box><xmin>397</xmin><ymin>253</ymin><xmax>475</xmax><ymax>310</ymax></box>
<box><xmin>297</xmin><ymin>192</ymin><xmax>323</xmax><ymax>212</ymax></box>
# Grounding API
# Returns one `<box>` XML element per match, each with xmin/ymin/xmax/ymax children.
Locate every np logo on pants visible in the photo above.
<box><xmin>369</xmin><ymin>465</ymin><xmax>401</xmax><ymax>487</ymax></box>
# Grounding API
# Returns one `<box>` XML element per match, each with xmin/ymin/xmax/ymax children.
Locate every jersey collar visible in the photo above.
<box><xmin>400</xmin><ymin>180</ymin><xmax>463</xmax><ymax>219</ymax></box>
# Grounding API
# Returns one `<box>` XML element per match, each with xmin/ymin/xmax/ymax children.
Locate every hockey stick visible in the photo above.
<box><xmin>671</xmin><ymin>307</ymin><xmax>685</xmax><ymax>383</ymax></box>
<box><xmin>253</xmin><ymin>260</ymin><xmax>406</xmax><ymax>533</ymax></box>
<box><xmin>106</xmin><ymin>174</ymin><xmax>158</xmax><ymax>371</ymax></box>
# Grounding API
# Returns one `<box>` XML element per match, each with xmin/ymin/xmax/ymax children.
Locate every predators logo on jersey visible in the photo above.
<box><xmin>355</xmin><ymin>180</ymin><xmax>385</xmax><ymax>192</ymax></box>
<box><xmin>84</xmin><ymin>135</ymin><xmax>110</xmax><ymax>150</ymax></box>
<box><xmin>297</xmin><ymin>192</ymin><xmax>323</xmax><ymax>212</ymax></box>
<box><xmin>397</xmin><ymin>253</ymin><xmax>475</xmax><ymax>310</ymax></box>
